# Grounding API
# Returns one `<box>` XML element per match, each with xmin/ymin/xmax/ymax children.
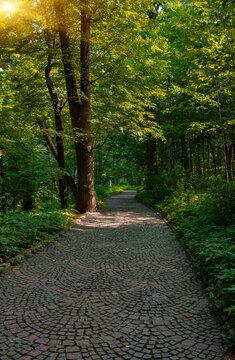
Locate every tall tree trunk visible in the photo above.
<box><xmin>78</xmin><ymin>0</ymin><xmax>96</xmax><ymax>212</ymax></box>
<box><xmin>54</xmin><ymin>0</ymin><xmax>96</xmax><ymax>212</ymax></box>
<box><xmin>45</xmin><ymin>37</ymin><xmax>68</xmax><ymax>208</ymax></box>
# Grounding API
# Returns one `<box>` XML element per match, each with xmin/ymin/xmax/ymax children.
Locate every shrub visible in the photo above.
<box><xmin>136</xmin><ymin>180</ymin><xmax>235</xmax><ymax>342</ymax></box>
<box><xmin>0</xmin><ymin>209</ymin><xmax>75</xmax><ymax>263</ymax></box>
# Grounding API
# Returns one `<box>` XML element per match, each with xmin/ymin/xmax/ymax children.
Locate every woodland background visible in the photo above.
<box><xmin>0</xmin><ymin>0</ymin><xmax>234</xmax><ymax>347</ymax></box>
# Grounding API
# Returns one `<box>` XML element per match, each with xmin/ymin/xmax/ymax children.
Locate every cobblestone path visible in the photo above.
<box><xmin>0</xmin><ymin>191</ymin><xmax>227</xmax><ymax>360</ymax></box>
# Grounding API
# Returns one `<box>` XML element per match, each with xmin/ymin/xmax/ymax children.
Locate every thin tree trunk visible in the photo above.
<box><xmin>55</xmin><ymin>113</ymin><xmax>68</xmax><ymax>208</ymax></box>
<box><xmin>202</xmin><ymin>135</ymin><xmax>206</xmax><ymax>179</ymax></box>
<box><xmin>207</xmin><ymin>140</ymin><xmax>210</xmax><ymax>176</ymax></box>
<box><xmin>44</xmin><ymin>142</ymin><xmax>60</xmax><ymax>195</ymax></box>
<box><xmin>37</xmin><ymin>119</ymin><xmax>78</xmax><ymax>199</ymax></box>
<box><xmin>195</xmin><ymin>139</ymin><xmax>202</xmax><ymax>179</ymax></box>
<box><xmin>211</xmin><ymin>145</ymin><xmax>217</xmax><ymax>175</ymax></box>
<box><xmin>145</xmin><ymin>137</ymin><xmax>158</xmax><ymax>190</ymax></box>
<box><xmin>228</xmin><ymin>143</ymin><xmax>234</xmax><ymax>181</ymax></box>
<box><xmin>170</xmin><ymin>138</ymin><xmax>175</xmax><ymax>169</ymax></box>
<box><xmin>189</xmin><ymin>137</ymin><xmax>194</xmax><ymax>182</ymax></box>
<box><xmin>180</xmin><ymin>135</ymin><xmax>190</xmax><ymax>180</ymax></box>
<box><xmin>217</xmin><ymin>91</ymin><xmax>229</xmax><ymax>182</ymax></box>
<box><xmin>0</xmin><ymin>154</ymin><xmax>6</xmax><ymax>214</ymax></box>
<box><xmin>45</xmin><ymin>36</ymin><xmax>68</xmax><ymax>208</ymax></box>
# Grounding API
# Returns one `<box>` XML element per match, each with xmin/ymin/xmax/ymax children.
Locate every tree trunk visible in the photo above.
<box><xmin>228</xmin><ymin>143</ymin><xmax>234</xmax><ymax>181</ymax></box>
<box><xmin>54</xmin><ymin>0</ymin><xmax>96</xmax><ymax>212</ymax></box>
<box><xmin>202</xmin><ymin>136</ymin><xmax>206</xmax><ymax>178</ymax></box>
<box><xmin>211</xmin><ymin>145</ymin><xmax>217</xmax><ymax>175</ymax></box>
<box><xmin>37</xmin><ymin>119</ymin><xmax>78</xmax><ymax>200</ymax></box>
<box><xmin>145</xmin><ymin>137</ymin><xmax>158</xmax><ymax>190</ymax></box>
<box><xmin>170</xmin><ymin>138</ymin><xmax>175</xmax><ymax>169</ymax></box>
<box><xmin>78</xmin><ymin>0</ymin><xmax>96</xmax><ymax>212</ymax></box>
<box><xmin>45</xmin><ymin>38</ymin><xmax>68</xmax><ymax>208</ymax></box>
<box><xmin>0</xmin><ymin>154</ymin><xmax>6</xmax><ymax>214</ymax></box>
<box><xmin>189</xmin><ymin>137</ymin><xmax>194</xmax><ymax>182</ymax></box>
<box><xmin>217</xmin><ymin>91</ymin><xmax>230</xmax><ymax>182</ymax></box>
<box><xmin>55</xmin><ymin>113</ymin><xmax>68</xmax><ymax>208</ymax></box>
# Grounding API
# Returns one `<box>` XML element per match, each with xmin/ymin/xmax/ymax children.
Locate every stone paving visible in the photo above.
<box><xmin>0</xmin><ymin>191</ymin><xmax>227</xmax><ymax>359</ymax></box>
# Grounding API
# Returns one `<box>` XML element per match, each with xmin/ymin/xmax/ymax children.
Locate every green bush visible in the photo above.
<box><xmin>137</xmin><ymin>180</ymin><xmax>235</xmax><ymax>341</ymax></box>
<box><xmin>0</xmin><ymin>209</ymin><xmax>75</xmax><ymax>263</ymax></box>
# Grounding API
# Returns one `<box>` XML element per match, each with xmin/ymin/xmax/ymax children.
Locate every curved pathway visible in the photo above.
<box><xmin>0</xmin><ymin>191</ymin><xmax>227</xmax><ymax>359</ymax></box>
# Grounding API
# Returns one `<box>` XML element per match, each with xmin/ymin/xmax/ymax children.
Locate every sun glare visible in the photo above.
<box><xmin>1</xmin><ymin>2</ymin><xmax>16</xmax><ymax>14</ymax></box>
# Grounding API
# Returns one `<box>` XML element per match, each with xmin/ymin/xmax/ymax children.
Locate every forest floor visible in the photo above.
<box><xmin>0</xmin><ymin>191</ymin><xmax>229</xmax><ymax>360</ymax></box>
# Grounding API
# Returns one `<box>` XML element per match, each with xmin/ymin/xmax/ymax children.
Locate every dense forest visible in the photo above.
<box><xmin>0</xmin><ymin>0</ymin><xmax>234</xmax><ymax>347</ymax></box>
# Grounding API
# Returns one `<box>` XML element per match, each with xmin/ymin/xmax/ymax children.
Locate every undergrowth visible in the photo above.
<box><xmin>0</xmin><ymin>209</ymin><xmax>76</xmax><ymax>264</ymax></box>
<box><xmin>136</xmin><ymin>180</ymin><xmax>235</xmax><ymax>346</ymax></box>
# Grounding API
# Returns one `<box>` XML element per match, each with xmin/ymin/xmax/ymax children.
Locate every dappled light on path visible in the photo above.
<box><xmin>0</xmin><ymin>191</ymin><xmax>227</xmax><ymax>359</ymax></box>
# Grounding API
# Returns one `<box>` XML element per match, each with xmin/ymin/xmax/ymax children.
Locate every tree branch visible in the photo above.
<box><xmin>91</xmin><ymin>130</ymin><xmax>113</xmax><ymax>150</ymax></box>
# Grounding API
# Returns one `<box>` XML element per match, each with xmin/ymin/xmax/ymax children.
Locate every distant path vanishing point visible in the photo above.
<box><xmin>0</xmin><ymin>191</ymin><xmax>227</xmax><ymax>359</ymax></box>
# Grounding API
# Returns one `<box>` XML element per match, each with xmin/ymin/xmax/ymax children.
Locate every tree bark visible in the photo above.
<box><xmin>54</xmin><ymin>0</ymin><xmax>96</xmax><ymax>212</ymax></box>
<box><xmin>37</xmin><ymin>119</ymin><xmax>78</xmax><ymax>200</ymax></box>
<box><xmin>45</xmin><ymin>37</ymin><xmax>68</xmax><ymax>208</ymax></box>
<box><xmin>78</xmin><ymin>0</ymin><xmax>96</xmax><ymax>212</ymax></box>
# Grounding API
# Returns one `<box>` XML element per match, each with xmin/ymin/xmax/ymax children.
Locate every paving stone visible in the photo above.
<box><xmin>0</xmin><ymin>191</ymin><xmax>227</xmax><ymax>359</ymax></box>
<box><xmin>66</xmin><ymin>353</ymin><xmax>82</xmax><ymax>360</ymax></box>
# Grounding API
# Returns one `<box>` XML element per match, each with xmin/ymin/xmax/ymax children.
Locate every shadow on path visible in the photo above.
<box><xmin>0</xmin><ymin>191</ymin><xmax>227</xmax><ymax>359</ymax></box>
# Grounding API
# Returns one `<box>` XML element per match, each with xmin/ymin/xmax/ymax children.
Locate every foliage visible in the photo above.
<box><xmin>137</xmin><ymin>180</ymin><xmax>235</xmax><ymax>342</ymax></box>
<box><xmin>94</xmin><ymin>131</ymin><xmax>146</xmax><ymax>187</ymax></box>
<box><xmin>136</xmin><ymin>169</ymin><xmax>180</xmax><ymax>204</ymax></box>
<box><xmin>0</xmin><ymin>208</ymin><xmax>76</xmax><ymax>264</ymax></box>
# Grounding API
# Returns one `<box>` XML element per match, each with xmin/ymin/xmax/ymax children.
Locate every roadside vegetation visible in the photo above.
<box><xmin>136</xmin><ymin>177</ymin><xmax>235</xmax><ymax>347</ymax></box>
<box><xmin>0</xmin><ymin>184</ymin><xmax>134</xmax><ymax>265</ymax></box>
<box><xmin>0</xmin><ymin>207</ymin><xmax>76</xmax><ymax>265</ymax></box>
